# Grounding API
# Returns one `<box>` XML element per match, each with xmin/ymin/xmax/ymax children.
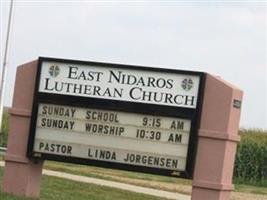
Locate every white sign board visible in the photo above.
<box><xmin>38</xmin><ymin>61</ymin><xmax>200</xmax><ymax>108</ymax></box>
<box><xmin>34</xmin><ymin>103</ymin><xmax>191</xmax><ymax>171</ymax></box>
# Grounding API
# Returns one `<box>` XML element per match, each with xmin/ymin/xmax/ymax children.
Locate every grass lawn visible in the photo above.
<box><xmin>44</xmin><ymin>160</ymin><xmax>191</xmax><ymax>185</ymax></box>
<box><xmin>234</xmin><ymin>184</ymin><xmax>267</xmax><ymax>195</ymax></box>
<box><xmin>0</xmin><ymin>167</ymin><xmax>169</xmax><ymax>200</ymax></box>
<box><xmin>44</xmin><ymin>160</ymin><xmax>267</xmax><ymax>196</ymax></box>
<box><xmin>1</xmin><ymin>157</ymin><xmax>267</xmax><ymax>196</ymax></box>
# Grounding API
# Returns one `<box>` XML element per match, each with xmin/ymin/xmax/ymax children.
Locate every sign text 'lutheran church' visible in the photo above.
<box><xmin>27</xmin><ymin>57</ymin><xmax>204</xmax><ymax>178</ymax></box>
<box><xmin>39</xmin><ymin>61</ymin><xmax>200</xmax><ymax>108</ymax></box>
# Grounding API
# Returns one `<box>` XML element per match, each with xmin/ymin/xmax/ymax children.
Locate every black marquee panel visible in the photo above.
<box><xmin>27</xmin><ymin>57</ymin><xmax>205</xmax><ymax>178</ymax></box>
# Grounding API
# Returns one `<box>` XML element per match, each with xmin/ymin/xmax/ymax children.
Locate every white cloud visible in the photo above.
<box><xmin>0</xmin><ymin>1</ymin><xmax>266</xmax><ymax>128</ymax></box>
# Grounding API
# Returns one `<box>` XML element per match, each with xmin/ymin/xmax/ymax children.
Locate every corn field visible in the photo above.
<box><xmin>0</xmin><ymin>112</ymin><xmax>8</xmax><ymax>147</ymax></box>
<box><xmin>234</xmin><ymin>129</ymin><xmax>267</xmax><ymax>186</ymax></box>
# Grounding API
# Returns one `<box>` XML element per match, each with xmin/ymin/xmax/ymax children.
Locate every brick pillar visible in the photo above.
<box><xmin>191</xmin><ymin>74</ymin><xmax>243</xmax><ymax>200</ymax></box>
<box><xmin>2</xmin><ymin>60</ymin><xmax>44</xmax><ymax>197</ymax></box>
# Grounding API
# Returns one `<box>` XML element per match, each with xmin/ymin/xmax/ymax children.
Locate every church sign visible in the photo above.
<box><xmin>27</xmin><ymin>57</ymin><xmax>205</xmax><ymax>178</ymax></box>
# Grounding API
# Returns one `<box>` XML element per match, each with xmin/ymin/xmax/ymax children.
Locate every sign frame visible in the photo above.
<box><xmin>27</xmin><ymin>57</ymin><xmax>206</xmax><ymax>178</ymax></box>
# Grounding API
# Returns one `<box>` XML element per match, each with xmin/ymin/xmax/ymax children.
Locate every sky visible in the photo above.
<box><xmin>0</xmin><ymin>0</ymin><xmax>266</xmax><ymax>129</ymax></box>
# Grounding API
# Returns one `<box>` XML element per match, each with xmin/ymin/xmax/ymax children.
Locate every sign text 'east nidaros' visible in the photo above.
<box><xmin>27</xmin><ymin>57</ymin><xmax>205</xmax><ymax>178</ymax></box>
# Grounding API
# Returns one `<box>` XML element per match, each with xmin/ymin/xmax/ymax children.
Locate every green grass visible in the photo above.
<box><xmin>234</xmin><ymin>184</ymin><xmax>267</xmax><ymax>195</ymax></box>
<box><xmin>43</xmin><ymin>160</ymin><xmax>267</xmax><ymax>195</ymax></box>
<box><xmin>43</xmin><ymin>161</ymin><xmax>191</xmax><ymax>194</ymax></box>
<box><xmin>44</xmin><ymin>161</ymin><xmax>191</xmax><ymax>185</ymax></box>
<box><xmin>0</xmin><ymin>167</ymin><xmax>169</xmax><ymax>200</ymax></box>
